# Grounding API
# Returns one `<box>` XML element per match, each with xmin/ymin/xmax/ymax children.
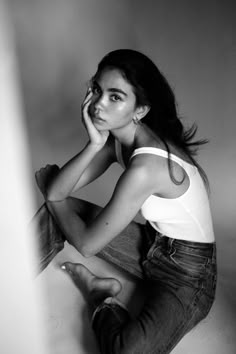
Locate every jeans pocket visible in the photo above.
<box><xmin>170</xmin><ymin>248</ymin><xmax>207</xmax><ymax>278</ymax></box>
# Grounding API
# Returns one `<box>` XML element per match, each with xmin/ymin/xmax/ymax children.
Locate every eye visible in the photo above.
<box><xmin>92</xmin><ymin>86</ymin><xmax>101</xmax><ymax>94</ymax></box>
<box><xmin>110</xmin><ymin>94</ymin><xmax>122</xmax><ymax>102</ymax></box>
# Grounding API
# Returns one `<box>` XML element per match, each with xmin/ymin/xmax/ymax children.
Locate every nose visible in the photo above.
<box><xmin>94</xmin><ymin>93</ymin><xmax>106</xmax><ymax>111</ymax></box>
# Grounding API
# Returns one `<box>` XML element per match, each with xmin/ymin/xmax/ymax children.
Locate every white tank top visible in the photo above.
<box><xmin>115</xmin><ymin>140</ymin><xmax>215</xmax><ymax>243</ymax></box>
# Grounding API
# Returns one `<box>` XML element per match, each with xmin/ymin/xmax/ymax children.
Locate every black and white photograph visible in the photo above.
<box><xmin>1</xmin><ymin>1</ymin><xmax>235</xmax><ymax>353</ymax></box>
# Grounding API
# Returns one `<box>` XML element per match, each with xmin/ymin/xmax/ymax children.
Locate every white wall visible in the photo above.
<box><xmin>9</xmin><ymin>0</ymin><xmax>236</xmax><ymax>351</ymax></box>
<box><xmin>0</xmin><ymin>2</ymin><xmax>49</xmax><ymax>353</ymax></box>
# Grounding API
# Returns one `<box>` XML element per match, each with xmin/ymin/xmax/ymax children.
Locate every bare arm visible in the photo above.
<box><xmin>46</xmin><ymin>157</ymin><xmax>155</xmax><ymax>257</ymax></box>
<box><xmin>44</xmin><ymin>88</ymin><xmax>115</xmax><ymax>201</ymax></box>
<box><xmin>70</xmin><ymin>135</ymin><xmax>116</xmax><ymax>192</ymax></box>
<box><xmin>46</xmin><ymin>136</ymin><xmax>116</xmax><ymax>201</ymax></box>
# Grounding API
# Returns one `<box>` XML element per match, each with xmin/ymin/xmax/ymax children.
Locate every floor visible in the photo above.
<box><xmin>36</xmin><ymin>242</ymin><xmax>236</xmax><ymax>354</ymax></box>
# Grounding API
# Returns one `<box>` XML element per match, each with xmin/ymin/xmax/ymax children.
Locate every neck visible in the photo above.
<box><xmin>110</xmin><ymin>122</ymin><xmax>139</xmax><ymax>148</ymax></box>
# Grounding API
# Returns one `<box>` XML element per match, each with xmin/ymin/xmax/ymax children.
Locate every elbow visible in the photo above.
<box><xmin>46</xmin><ymin>195</ymin><xmax>64</xmax><ymax>203</ymax></box>
<box><xmin>46</xmin><ymin>190</ymin><xmax>66</xmax><ymax>202</ymax></box>
<box><xmin>46</xmin><ymin>182</ymin><xmax>68</xmax><ymax>202</ymax></box>
<box><xmin>81</xmin><ymin>251</ymin><xmax>92</xmax><ymax>258</ymax></box>
<box><xmin>79</xmin><ymin>244</ymin><xmax>95</xmax><ymax>258</ymax></box>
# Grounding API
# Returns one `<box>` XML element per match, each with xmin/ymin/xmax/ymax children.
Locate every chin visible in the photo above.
<box><xmin>93</xmin><ymin>121</ymin><xmax>107</xmax><ymax>131</ymax></box>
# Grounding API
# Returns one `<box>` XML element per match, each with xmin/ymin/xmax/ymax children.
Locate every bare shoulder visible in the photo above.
<box><xmin>128</xmin><ymin>152</ymin><xmax>168</xmax><ymax>186</ymax></box>
<box><xmin>129</xmin><ymin>143</ymin><xmax>190</xmax><ymax>198</ymax></box>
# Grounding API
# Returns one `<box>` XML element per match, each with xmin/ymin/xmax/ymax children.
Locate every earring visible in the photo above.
<box><xmin>133</xmin><ymin>116</ymin><xmax>140</xmax><ymax>125</ymax></box>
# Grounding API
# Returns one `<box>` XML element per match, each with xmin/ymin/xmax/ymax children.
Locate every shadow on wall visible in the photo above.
<box><xmin>9</xmin><ymin>0</ymin><xmax>140</xmax><ymax>208</ymax></box>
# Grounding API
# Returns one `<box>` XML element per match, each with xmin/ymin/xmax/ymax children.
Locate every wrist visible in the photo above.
<box><xmin>86</xmin><ymin>141</ymin><xmax>104</xmax><ymax>152</ymax></box>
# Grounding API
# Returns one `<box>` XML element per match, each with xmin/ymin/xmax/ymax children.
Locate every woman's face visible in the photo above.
<box><xmin>89</xmin><ymin>68</ymin><xmax>138</xmax><ymax>131</ymax></box>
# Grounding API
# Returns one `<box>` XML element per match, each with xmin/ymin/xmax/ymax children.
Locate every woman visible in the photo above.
<box><xmin>35</xmin><ymin>49</ymin><xmax>217</xmax><ymax>353</ymax></box>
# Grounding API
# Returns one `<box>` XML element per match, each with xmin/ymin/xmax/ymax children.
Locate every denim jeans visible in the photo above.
<box><xmin>31</xmin><ymin>202</ymin><xmax>145</xmax><ymax>276</ymax></box>
<box><xmin>93</xmin><ymin>223</ymin><xmax>217</xmax><ymax>354</ymax></box>
<box><xmin>32</xmin><ymin>203</ymin><xmax>217</xmax><ymax>353</ymax></box>
<box><xmin>30</xmin><ymin>203</ymin><xmax>65</xmax><ymax>274</ymax></box>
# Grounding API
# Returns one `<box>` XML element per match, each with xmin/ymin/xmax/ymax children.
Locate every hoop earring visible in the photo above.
<box><xmin>133</xmin><ymin>116</ymin><xmax>140</xmax><ymax>125</ymax></box>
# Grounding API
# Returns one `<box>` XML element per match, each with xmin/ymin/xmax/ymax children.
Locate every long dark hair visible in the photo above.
<box><xmin>94</xmin><ymin>49</ymin><xmax>209</xmax><ymax>187</ymax></box>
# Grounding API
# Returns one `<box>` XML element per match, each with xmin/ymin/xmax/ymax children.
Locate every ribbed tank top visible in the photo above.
<box><xmin>115</xmin><ymin>140</ymin><xmax>215</xmax><ymax>243</ymax></box>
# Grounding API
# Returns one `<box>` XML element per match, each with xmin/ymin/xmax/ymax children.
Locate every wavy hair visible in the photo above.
<box><xmin>94</xmin><ymin>49</ymin><xmax>209</xmax><ymax>188</ymax></box>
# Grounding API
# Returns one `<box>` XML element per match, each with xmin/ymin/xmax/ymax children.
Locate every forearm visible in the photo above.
<box><xmin>47</xmin><ymin>142</ymin><xmax>101</xmax><ymax>201</ymax></box>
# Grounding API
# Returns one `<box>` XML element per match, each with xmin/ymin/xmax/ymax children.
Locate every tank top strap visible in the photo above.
<box><xmin>130</xmin><ymin>147</ymin><xmax>197</xmax><ymax>175</ymax></box>
<box><xmin>131</xmin><ymin>147</ymin><xmax>169</xmax><ymax>159</ymax></box>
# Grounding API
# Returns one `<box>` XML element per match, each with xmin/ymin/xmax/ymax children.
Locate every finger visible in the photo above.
<box><xmin>83</xmin><ymin>88</ymin><xmax>92</xmax><ymax>103</ymax></box>
<box><xmin>82</xmin><ymin>90</ymin><xmax>93</xmax><ymax>108</ymax></box>
<box><xmin>85</xmin><ymin>86</ymin><xmax>92</xmax><ymax>97</ymax></box>
<box><xmin>82</xmin><ymin>103</ymin><xmax>97</xmax><ymax>133</ymax></box>
<box><xmin>82</xmin><ymin>97</ymin><xmax>92</xmax><ymax>113</ymax></box>
<box><xmin>82</xmin><ymin>104</ymin><xmax>94</xmax><ymax>131</ymax></box>
<box><xmin>82</xmin><ymin>97</ymin><xmax>92</xmax><ymax>117</ymax></box>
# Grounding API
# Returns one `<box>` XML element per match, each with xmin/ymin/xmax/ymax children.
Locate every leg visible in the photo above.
<box><xmin>93</xmin><ymin>284</ymin><xmax>188</xmax><ymax>354</ymax></box>
<box><xmin>29</xmin><ymin>197</ymin><xmax>103</xmax><ymax>275</ymax></box>
<box><xmin>62</xmin><ymin>235</ymin><xmax>216</xmax><ymax>354</ymax></box>
<box><xmin>62</xmin><ymin>262</ymin><xmax>207</xmax><ymax>354</ymax></box>
<box><xmin>97</xmin><ymin>221</ymin><xmax>147</xmax><ymax>280</ymax></box>
<box><xmin>29</xmin><ymin>203</ymin><xmax>65</xmax><ymax>274</ymax></box>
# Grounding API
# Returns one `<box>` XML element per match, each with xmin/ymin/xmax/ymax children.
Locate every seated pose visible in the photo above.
<box><xmin>34</xmin><ymin>49</ymin><xmax>217</xmax><ymax>354</ymax></box>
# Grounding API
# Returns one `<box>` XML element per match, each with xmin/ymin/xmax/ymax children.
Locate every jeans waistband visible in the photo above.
<box><xmin>145</xmin><ymin>222</ymin><xmax>216</xmax><ymax>260</ymax></box>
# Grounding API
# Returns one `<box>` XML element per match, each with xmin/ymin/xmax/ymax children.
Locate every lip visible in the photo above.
<box><xmin>93</xmin><ymin>115</ymin><xmax>105</xmax><ymax>122</ymax></box>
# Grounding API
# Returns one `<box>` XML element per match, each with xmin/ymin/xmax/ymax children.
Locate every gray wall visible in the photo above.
<box><xmin>10</xmin><ymin>0</ymin><xmax>236</xmax><ymax>349</ymax></box>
